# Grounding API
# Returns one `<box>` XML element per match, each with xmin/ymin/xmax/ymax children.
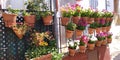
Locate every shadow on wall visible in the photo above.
<box><xmin>113</xmin><ymin>53</ymin><xmax>120</xmax><ymax>60</ymax></box>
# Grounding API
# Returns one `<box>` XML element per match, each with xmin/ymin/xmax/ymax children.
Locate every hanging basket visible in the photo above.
<box><xmin>102</xmin><ymin>39</ymin><xmax>107</xmax><ymax>45</ymax></box>
<box><xmin>82</xmin><ymin>17</ymin><xmax>89</xmax><ymax>23</ymax></box>
<box><xmin>42</xmin><ymin>15</ymin><xmax>53</xmax><ymax>25</ymax></box>
<box><xmin>66</xmin><ymin>30</ymin><xmax>73</xmax><ymax>38</ymax></box>
<box><xmin>68</xmin><ymin>48</ymin><xmax>76</xmax><ymax>56</ymax></box>
<box><xmin>31</xmin><ymin>54</ymin><xmax>52</xmax><ymax>60</ymax></box>
<box><xmin>72</xmin><ymin>16</ymin><xmax>80</xmax><ymax>24</ymax></box>
<box><xmin>2</xmin><ymin>13</ymin><xmax>17</xmax><ymax>28</ymax></box>
<box><xmin>88</xmin><ymin>28</ymin><xmax>95</xmax><ymax>34</ymax></box>
<box><xmin>88</xmin><ymin>43</ymin><xmax>95</xmax><ymax>50</ymax></box>
<box><xmin>88</xmin><ymin>18</ymin><xmax>94</xmax><ymax>24</ymax></box>
<box><xmin>107</xmin><ymin>38</ymin><xmax>112</xmax><ymax>43</ymax></box>
<box><xmin>102</xmin><ymin>27</ymin><xmax>107</xmax><ymax>32</ymax></box>
<box><xmin>95</xmin><ymin>18</ymin><xmax>100</xmax><ymax>23</ymax></box>
<box><xmin>106</xmin><ymin>17</ymin><xmax>111</xmax><ymax>22</ymax></box>
<box><xmin>79</xmin><ymin>46</ymin><xmax>86</xmax><ymax>53</ymax></box>
<box><xmin>96</xmin><ymin>40</ymin><xmax>103</xmax><ymax>47</ymax></box>
<box><xmin>24</xmin><ymin>15</ymin><xmax>36</xmax><ymax>27</ymax></box>
<box><xmin>75</xmin><ymin>29</ymin><xmax>83</xmax><ymax>37</ymax></box>
<box><xmin>106</xmin><ymin>26</ymin><xmax>111</xmax><ymax>32</ymax></box>
<box><xmin>61</xmin><ymin>17</ymin><xmax>70</xmax><ymax>26</ymax></box>
<box><xmin>96</xmin><ymin>28</ymin><xmax>101</xmax><ymax>33</ymax></box>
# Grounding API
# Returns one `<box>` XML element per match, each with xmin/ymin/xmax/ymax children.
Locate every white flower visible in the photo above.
<box><xmin>69</xmin><ymin>41</ymin><xmax>74</xmax><ymax>47</ymax></box>
<box><xmin>90</xmin><ymin>35</ymin><xmax>97</xmax><ymax>41</ymax></box>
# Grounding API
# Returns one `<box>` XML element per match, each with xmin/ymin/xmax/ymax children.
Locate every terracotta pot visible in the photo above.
<box><xmin>61</xmin><ymin>17</ymin><xmax>70</xmax><ymax>26</ymax></box>
<box><xmin>106</xmin><ymin>26</ymin><xmax>111</xmax><ymax>32</ymax></box>
<box><xmin>72</xmin><ymin>16</ymin><xmax>80</xmax><ymax>24</ymax></box>
<box><xmin>88</xmin><ymin>43</ymin><xmax>95</xmax><ymax>50</ymax></box>
<box><xmin>107</xmin><ymin>38</ymin><xmax>112</xmax><ymax>43</ymax></box>
<box><xmin>95</xmin><ymin>18</ymin><xmax>100</xmax><ymax>23</ymax></box>
<box><xmin>12</xmin><ymin>28</ymin><xmax>24</xmax><ymax>39</ymax></box>
<box><xmin>88</xmin><ymin>18</ymin><xmax>94</xmax><ymax>24</ymax></box>
<box><xmin>31</xmin><ymin>54</ymin><xmax>52</xmax><ymax>60</ymax></box>
<box><xmin>69</xmin><ymin>48</ymin><xmax>76</xmax><ymax>56</ymax></box>
<box><xmin>88</xmin><ymin>28</ymin><xmax>95</xmax><ymax>34</ymax></box>
<box><xmin>96</xmin><ymin>28</ymin><xmax>101</xmax><ymax>33</ymax></box>
<box><xmin>66</xmin><ymin>30</ymin><xmax>73</xmax><ymax>38</ymax></box>
<box><xmin>102</xmin><ymin>39</ymin><xmax>107</xmax><ymax>45</ymax></box>
<box><xmin>24</xmin><ymin>15</ymin><xmax>36</xmax><ymax>27</ymax></box>
<box><xmin>2</xmin><ymin>13</ymin><xmax>17</xmax><ymax>27</ymax></box>
<box><xmin>110</xmin><ymin>18</ymin><xmax>113</xmax><ymax>22</ymax></box>
<box><xmin>106</xmin><ymin>17</ymin><xmax>111</xmax><ymax>22</ymax></box>
<box><xmin>96</xmin><ymin>40</ymin><xmax>102</xmax><ymax>47</ymax></box>
<box><xmin>82</xmin><ymin>17</ymin><xmax>89</xmax><ymax>23</ymax></box>
<box><xmin>42</xmin><ymin>15</ymin><xmax>53</xmax><ymax>25</ymax></box>
<box><xmin>75</xmin><ymin>29</ymin><xmax>83</xmax><ymax>37</ymax></box>
<box><xmin>102</xmin><ymin>27</ymin><xmax>107</xmax><ymax>32</ymax></box>
<box><xmin>79</xmin><ymin>46</ymin><xmax>86</xmax><ymax>53</ymax></box>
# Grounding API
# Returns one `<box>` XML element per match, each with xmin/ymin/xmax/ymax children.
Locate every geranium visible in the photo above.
<box><xmin>76</xmin><ymin>19</ymin><xmax>87</xmax><ymax>30</ymax></box>
<box><xmin>68</xmin><ymin>41</ymin><xmax>78</xmax><ymax>49</ymax></box>
<box><xmin>71</xmin><ymin>4</ymin><xmax>81</xmax><ymax>17</ymax></box>
<box><xmin>80</xmin><ymin>8</ymin><xmax>91</xmax><ymax>17</ymax></box>
<box><xmin>79</xmin><ymin>35</ymin><xmax>89</xmax><ymax>46</ymax></box>
<box><xmin>107</xmin><ymin>32</ymin><xmax>113</xmax><ymax>38</ymax></box>
<box><xmin>96</xmin><ymin>33</ymin><xmax>106</xmax><ymax>41</ymax></box>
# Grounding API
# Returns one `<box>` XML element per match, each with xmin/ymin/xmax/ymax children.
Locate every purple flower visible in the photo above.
<box><xmin>81</xmin><ymin>35</ymin><xmax>89</xmax><ymax>44</ymax></box>
<box><xmin>100</xmin><ymin>19</ymin><xmax>105</xmax><ymax>25</ymax></box>
<box><xmin>78</xmin><ymin>19</ymin><xmax>88</xmax><ymax>26</ymax></box>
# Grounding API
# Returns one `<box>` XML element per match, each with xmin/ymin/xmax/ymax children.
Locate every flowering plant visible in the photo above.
<box><xmin>71</xmin><ymin>4</ymin><xmax>81</xmax><ymax>17</ymax></box>
<box><xmin>89</xmin><ymin>22</ymin><xmax>97</xmax><ymax>29</ymax></box>
<box><xmin>68</xmin><ymin>41</ymin><xmax>78</xmax><ymax>49</ymax></box>
<box><xmin>79</xmin><ymin>35</ymin><xmax>89</xmax><ymax>46</ymax></box>
<box><xmin>92</xmin><ymin>10</ymin><xmax>101</xmax><ymax>18</ymax></box>
<box><xmin>88</xmin><ymin>35</ymin><xmax>97</xmax><ymax>44</ymax></box>
<box><xmin>80</xmin><ymin>9</ymin><xmax>91</xmax><ymax>17</ymax></box>
<box><xmin>60</xmin><ymin>4</ymin><xmax>73</xmax><ymax>18</ymax></box>
<box><xmin>103</xmin><ymin>11</ymin><xmax>114</xmax><ymax>18</ymax></box>
<box><xmin>76</xmin><ymin>20</ymin><xmax>87</xmax><ymax>30</ymax></box>
<box><xmin>66</xmin><ymin>22</ymin><xmax>77</xmax><ymax>31</ymax></box>
<box><xmin>107</xmin><ymin>32</ymin><xmax>113</xmax><ymax>38</ymax></box>
<box><xmin>96</xmin><ymin>33</ymin><xmax>106</xmax><ymax>41</ymax></box>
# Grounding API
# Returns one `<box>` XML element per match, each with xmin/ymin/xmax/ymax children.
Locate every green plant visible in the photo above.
<box><xmin>68</xmin><ymin>42</ymin><xmax>78</xmax><ymax>49</ymax></box>
<box><xmin>104</xmin><ymin>12</ymin><xmax>114</xmax><ymax>18</ymax></box>
<box><xmin>22</xmin><ymin>11</ymin><xmax>31</xmax><ymax>16</ymax></box>
<box><xmin>76</xmin><ymin>26</ymin><xmax>86</xmax><ymax>30</ymax></box>
<box><xmin>79</xmin><ymin>41</ymin><xmax>85</xmax><ymax>46</ymax></box>
<box><xmin>89</xmin><ymin>22</ymin><xmax>97</xmax><ymax>29</ymax></box>
<box><xmin>52</xmin><ymin>51</ymin><xmax>64</xmax><ymax>60</ymax></box>
<box><xmin>41</xmin><ymin>11</ymin><xmax>53</xmax><ymax>17</ymax></box>
<box><xmin>80</xmin><ymin>9</ymin><xmax>91</xmax><ymax>17</ymax></box>
<box><xmin>7</xmin><ymin>7</ymin><xmax>19</xmax><ymax>15</ymax></box>
<box><xmin>66</xmin><ymin>22</ymin><xmax>77</xmax><ymax>31</ymax></box>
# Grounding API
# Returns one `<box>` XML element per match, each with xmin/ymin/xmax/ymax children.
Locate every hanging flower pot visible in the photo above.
<box><xmin>107</xmin><ymin>38</ymin><xmax>112</xmax><ymax>43</ymax></box>
<box><xmin>24</xmin><ymin>15</ymin><xmax>36</xmax><ymax>27</ymax></box>
<box><xmin>88</xmin><ymin>18</ymin><xmax>94</xmax><ymax>24</ymax></box>
<box><xmin>42</xmin><ymin>15</ymin><xmax>53</xmax><ymax>25</ymax></box>
<box><xmin>88</xmin><ymin>28</ymin><xmax>95</xmax><ymax>34</ymax></box>
<box><xmin>88</xmin><ymin>43</ymin><xmax>95</xmax><ymax>50</ymax></box>
<box><xmin>68</xmin><ymin>48</ymin><xmax>76</xmax><ymax>56</ymax></box>
<box><xmin>61</xmin><ymin>17</ymin><xmax>70</xmax><ymax>26</ymax></box>
<box><xmin>102</xmin><ymin>27</ymin><xmax>107</xmax><ymax>32</ymax></box>
<box><xmin>106</xmin><ymin>17</ymin><xmax>111</xmax><ymax>22</ymax></box>
<box><xmin>66</xmin><ymin>30</ymin><xmax>74</xmax><ymax>38</ymax></box>
<box><xmin>75</xmin><ymin>29</ymin><xmax>83</xmax><ymax>37</ymax></box>
<box><xmin>79</xmin><ymin>46</ymin><xmax>86</xmax><ymax>53</ymax></box>
<box><xmin>72</xmin><ymin>16</ymin><xmax>80</xmax><ymax>24</ymax></box>
<box><xmin>96</xmin><ymin>28</ymin><xmax>101</xmax><ymax>33</ymax></box>
<box><xmin>82</xmin><ymin>17</ymin><xmax>89</xmax><ymax>23</ymax></box>
<box><xmin>102</xmin><ymin>39</ymin><xmax>107</xmax><ymax>45</ymax></box>
<box><xmin>96</xmin><ymin>40</ymin><xmax>103</xmax><ymax>47</ymax></box>
<box><xmin>106</xmin><ymin>26</ymin><xmax>111</xmax><ymax>32</ymax></box>
<box><xmin>2</xmin><ymin>13</ymin><xmax>17</xmax><ymax>28</ymax></box>
<box><xmin>95</xmin><ymin>18</ymin><xmax>100</xmax><ymax>23</ymax></box>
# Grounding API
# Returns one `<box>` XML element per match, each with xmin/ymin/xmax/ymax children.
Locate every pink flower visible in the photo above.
<box><xmin>81</xmin><ymin>35</ymin><xmax>89</xmax><ymax>44</ymax></box>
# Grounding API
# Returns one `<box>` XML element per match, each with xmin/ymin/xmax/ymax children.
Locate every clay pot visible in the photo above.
<box><xmin>96</xmin><ymin>40</ymin><xmax>103</xmax><ymax>47</ymax></box>
<box><xmin>72</xmin><ymin>16</ymin><xmax>80</xmax><ymax>24</ymax></box>
<box><xmin>75</xmin><ymin>29</ymin><xmax>83</xmax><ymax>37</ymax></box>
<box><xmin>2</xmin><ymin>13</ymin><xmax>17</xmax><ymax>28</ymax></box>
<box><xmin>24</xmin><ymin>15</ymin><xmax>36</xmax><ymax>27</ymax></box>
<box><xmin>42</xmin><ymin>15</ymin><xmax>53</xmax><ymax>25</ymax></box>
<box><xmin>61</xmin><ymin>17</ymin><xmax>70</xmax><ymax>26</ymax></box>
<box><xmin>68</xmin><ymin>48</ymin><xmax>76</xmax><ymax>56</ymax></box>
<box><xmin>106</xmin><ymin>26</ymin><xmax>111</xmax><ymax>32</ymax></box>
<box><xmin>102</xmin><ymin>27</ymin><xmax>107</xmax><ymax>32</ymax></box>
<box><xmin>82</xmin><ymin>17</ymin><xmax>89</xmax><ymax>23</ymax></box>
<box><xmin>107</xmin><ymin>38</ymin><xmax>112</xmax><ymax>43</ymax></box>
<box><xmin>110</xmin><ymin>18</ymin><xmax>113</xmax><ymax>22</ymax></box>
<box><xmin>88</xmin><ymin>28</ymin><xmax>95</xmax><ymax>34</ymax></box>
<box><xmin>102</xmin><ymin>39</ymin><xmax>107</xmax><ymax>45</ymax></box>
<box><xmin>66</xmin><ymin>30</ymin><xmax>73</xmax><ymax>38</ymax></box>
<box><xmin>106</xmin><ymin>17</ymin><xmax>111</xmax><ymax>22</ymax></box>
<box><xmin>12</xmin><ymin>28</ymin><xmax>24</xmax><ymax>39</ymax></box>
<box><xmin>95</xmin><ymin>18</ymin><xmax>100</xmax><ymax>23</ymax></box>
<box><xmin>88</xmin><ymin>18</ymin><xmax>94</xmax><ymax>24</ymax></box>
<box><xmin>96</xmin><ymin>28</ymin><xmax>101</xmax><ymax>33</ymax></box>
<box><xmin>88</xmin><ymin>43</ymin><xmax>95</xmax><ymax>50</ymax></box>
<box><xmin>31</xmin><ymin>54</ymin><xmax>52</xmax><ymax>60</ymax></box>
<box><xmin>79</xmin><ymin>46</ymin><xmax>86</xmax><ymax>53</ymax></box>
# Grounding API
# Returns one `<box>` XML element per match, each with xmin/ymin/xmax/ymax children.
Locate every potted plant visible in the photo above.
<box><xmin>96</xmin><ymin>23</ymin><xmax>102</xmax><ymax>33</ymax></box>
<box><xmin>107</xmin><ymin>32</ymin><xmax>113</xmax><ymax>43</ymax></box>
<box><xmin>12</xmin><ymin>22</ymin><xmax>28</xmax><ymax>39</ymax></box>
<box><xmin>72</xmin><ymin>4</ymin><xmax>81</xmax><ymax>24</ymax></box>
<box><xmin>104</xmin><ymin>11</ymin><xmax>114</xmax><ymax>22</ymax></box>
<box><xmin>79</xmin><ymin>35</ymin><xmax>89</xmax><ymax>53</ymax></box>
<box><xmin>66</xmin><ymin>22</ymin><xmax>77</xmax><ymax>38</ymax></box>
<box><xmin>88</xmin><ymin>35</ymin><xmax>97</xmax><ymax>50</ymax></box>
<box><xmin>88</xmin><ymin>9</ymin><xmax>95</xmax><ymax>24</ymax></box>
<box><xmin>60</xmin><ymin>5</ymin><xmax>72</xmax><ymax>26</ymax></box>
<box><xmin>94</xmin><ymin>10</ymin><xmax>101</xmax><ymax>23</ymax></box>
<box><xmin>68</xmin><ymin>41</ymin><xmax>78</xmax><ymax>56</ymax></box>
<box><xmin>26</xmin><ymin>31</ymin><xmax>56</xmax><ymax>60</ymax></box>
<box><xmin>52</xmin><ymin>51</ymin><xmax>64</xmax><ymax>60</ymax></box>
<box><xmin>101</xmin><ymin>32</ymin><xmax>108</xmax><ymax>45</ymax></box>
<box><xmin>2</xmin><ymin>7</ymin><xmax>19</xmax><ymax>28</ymax></box>
<box><xmin>96</xmin><ymin>33</ymin><xmax>105</xmax><ymax>47</ymax></box>
<box><xmin>76</xmin><ymin>20</ymin><xmax>87</xmax><ymax>37</ymax></box>
<box><xmin>106</xmin><ymin>21</ymin><xmax>112</xmax><ymax>32</ymax></box>
<box><xmin>88</xmin><ymin>22</ymin><xmax>97</xmax><ymax>34</ymax></box>
<box><xmin>23</xmin><ymin>11</ymin><xmax>36</xmax><ymax>27</ymax></box>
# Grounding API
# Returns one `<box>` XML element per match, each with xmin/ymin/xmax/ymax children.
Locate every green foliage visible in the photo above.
<box><xmin>89</xmin><ymin>22</ymin><xmax>97</xmax><ymax>28</ymax></box>
<box><xmin>72</xmin><ymin>7</ymin><xmax>81</xmax><ymax>17</ymax></box>
<box><xmin>41</xmin><ymin>11</ymin><xmax>53</xmax><ymax>17</ymax></box>
<box><xmin>88</xmin><ymin>40</ymin><xmax>95</xmax><ymax>44</ymax></box>
<box><xmin>79</xmin><ymin>41</ymin><xmax>85</xmax><ymax>46</ymax></box>
<box><xmin>97</xmin><ymin>37</ymin><xmax>105</xmax><ymax>41</ymax></box>
<box><xmin>52</xmin><ymin>51</ymin><xmax>64</xmax><ymax>60</ymax></box>
<box><xmin>66</xmin><ymin>22</ymin><xmax>77</xmax><ymax>31</ymax></box>
<box><xmin>76</xmin><ymin>26</ymin><xmax>86</xmax><ymax>30</ymax></box>
<box><xmin>81</xmin><ymin>9</ymin><xmax>91</xmax><ymax>17</ymax></box>
<box><xmin>62</xmin><ymin>11</ymin><xmax>73</xmax><ymax>18</ymax></box>
<box><xmin>7</xmin><ymin>7</ymin><xmax>19</xmax><ymax>15</ymax></box>
<box><xmin>22</xmin><ymin>11</ymin><xmax>31</xmax><ymax>16</ymax></box>
<box><xmin>68</xmin><ymin>42</ymin><xmax>78</xmax><ymax>49</ymax></box>
<box><xmin>104</xmin><ymin>12</ymin><xmax>113</xmax><ymax>17</ymax></box>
